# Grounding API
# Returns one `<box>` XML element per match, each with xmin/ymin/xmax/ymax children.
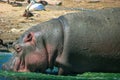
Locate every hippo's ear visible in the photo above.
<box><xmin>24</xmin><ymin>32</ymin><xmax>34</xmax><ymax>43</ymax></box>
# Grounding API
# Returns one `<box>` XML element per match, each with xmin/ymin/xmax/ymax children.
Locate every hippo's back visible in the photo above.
<box><xmin>57</xmin><ymin>8</ymin><xmax>120</xmax><ymax>73</ymax></box>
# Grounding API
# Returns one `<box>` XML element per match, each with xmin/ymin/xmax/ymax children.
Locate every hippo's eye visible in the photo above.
<box><xmin>16</xmin><ymin>47</ymin><xmax>22</xmax><ymax>52</ymax></box>
<box><xmin>15</xmin><ymin>45</ymin><xmax>22</xmax><ymax>53</ymax></box>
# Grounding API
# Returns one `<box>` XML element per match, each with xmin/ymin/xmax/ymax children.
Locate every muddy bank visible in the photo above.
<box><xmin>0</xmin><ymin>0</ymin><xmax>120</xmax><ymax>43</ymax></box>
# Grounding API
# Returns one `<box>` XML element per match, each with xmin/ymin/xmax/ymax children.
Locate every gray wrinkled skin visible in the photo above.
<box><xmin>2</xmin><ymin>8</ymin><xmax>120</xmax><ymax>75</ymax></box>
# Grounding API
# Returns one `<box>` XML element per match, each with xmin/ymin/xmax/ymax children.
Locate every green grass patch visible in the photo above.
<box><xmin>0</xmin><ymin>71</ymin><xmax>120</xmax><ymax>80</ymax></box>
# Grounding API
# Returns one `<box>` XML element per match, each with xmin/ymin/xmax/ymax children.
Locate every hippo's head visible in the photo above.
<box><xmin>2</xmin><ymin>32</ymin><xmax>49</xmax><ymax>72</ymax></box>
<box><xmin>2</xmin><ymin>18</ymin><xmax>63</xmax><ymax>73</ymax></box>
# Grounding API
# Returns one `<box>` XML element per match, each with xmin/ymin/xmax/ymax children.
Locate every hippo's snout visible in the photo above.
<box><xmin>2</xmin><ymin>64</ymin><xmax>12</xmax><ymax>71</ymax></box>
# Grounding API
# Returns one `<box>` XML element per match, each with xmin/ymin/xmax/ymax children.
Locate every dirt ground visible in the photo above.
<box><xmin>0</xmin><ymin>0</ymin><xmax>120</xmax><ymax>43</ymax></box>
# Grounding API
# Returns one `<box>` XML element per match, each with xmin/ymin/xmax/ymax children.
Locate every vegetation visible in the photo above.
<box><xmin>0</xmin><ymin>71</ymin><xmax>120</xmax><ymax>80</ymax></box>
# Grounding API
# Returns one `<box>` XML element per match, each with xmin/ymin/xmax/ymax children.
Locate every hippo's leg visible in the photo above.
<box><xmin>56</xmin><ymin>53</ymin><xmax>78</xmax><ymax>75</ymax></box>
<box><xmin>58</xmin><ymin>67</ymin><xmax>77</xmax><ymax>75</ymax></box>
<box><xmin>58</xmin><ymin>67</ymin><xmax>65</xmax><ymax>75</ymax></box>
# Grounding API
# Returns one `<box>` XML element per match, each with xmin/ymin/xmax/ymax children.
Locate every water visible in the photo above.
<box><xmin>0</xmin><ymin>52</ymin><xmax>13</xmax><ymax>69</ymax></box>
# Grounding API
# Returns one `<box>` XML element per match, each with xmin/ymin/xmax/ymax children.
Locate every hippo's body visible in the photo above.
<box><xmin>2</xmin><ymin>8</ymin><xmax>120</xmax><ymax>75</ymax></box>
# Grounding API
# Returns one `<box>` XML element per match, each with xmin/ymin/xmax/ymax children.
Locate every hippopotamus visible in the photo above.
<box><xmin>2</xmin><ymin>8</ymin><xmax>120</xmax><ymax>75</ymax></box>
